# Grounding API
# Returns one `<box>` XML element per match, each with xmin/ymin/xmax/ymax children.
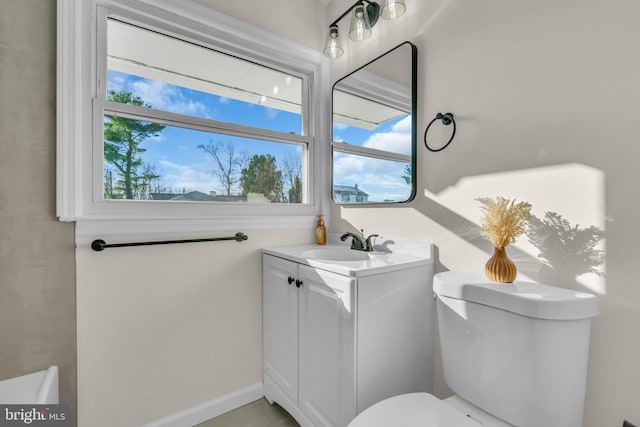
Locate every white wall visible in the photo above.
<box><xmin>192</xmin><ymin>0</ymin><xmax>327</xmax><ymax>51</ymax></box>
<box><xmin>76</xmin><ymin>229</ymin><xmax>311</xmax><ymax>426</ymax></box>
<box><xmin>328</xmin><ymin>0</ymin><xmax>640</xmax><ymax>426</ymax></box>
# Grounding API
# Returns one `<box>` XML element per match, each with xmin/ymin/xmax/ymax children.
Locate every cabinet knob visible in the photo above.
<box><xmin>287</xmin><ymin>276</ymin><xmax>295</xmax><ymax>285</ymax></box>
<box><xmin>295</xmin><ymin>279</ymin><xmax>303</xmax><ymax>288</ymax></box>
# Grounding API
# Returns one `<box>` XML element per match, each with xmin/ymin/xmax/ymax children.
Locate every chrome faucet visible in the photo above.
<box><xmin>340</xmin><ymin>229</ymin><xmax>379</xmax><ymax>252</ymax></box>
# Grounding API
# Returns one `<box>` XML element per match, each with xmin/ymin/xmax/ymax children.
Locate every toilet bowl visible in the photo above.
<box><xmin>348</xmin><ymin>393</ymin><xmax>484</xmax><ymax>427</ymax></box>
<box><xmin>348</xmin><ymin>272</ymin><xmax>598</xmax><ymax>427</ymax></box>
<box><xmin>348</xmin><ymin>392</ymin><xmax>520</xmax><ymax>427</ymax></box>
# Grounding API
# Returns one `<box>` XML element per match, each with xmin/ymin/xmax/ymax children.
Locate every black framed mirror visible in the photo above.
<box><xmin>332</xmin><ymin>41</ymin><xmax>417</xmax><ymax>204</ymax></box>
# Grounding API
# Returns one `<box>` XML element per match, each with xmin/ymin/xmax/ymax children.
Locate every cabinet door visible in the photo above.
<box><xmin>299</xmin><ymin>265</ymin><xmax>356</xmax><ymax>427</ymax></box>
<box><xmin>263</xmin><ymin>255</ymin><xmax>299</xmax><ymax>404</ymax></box>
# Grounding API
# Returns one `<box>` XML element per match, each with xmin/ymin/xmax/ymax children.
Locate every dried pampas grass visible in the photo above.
<box><xmin>477</xmin><ymin>196</ymin><xmax>532</xmax><ymax>249</ymax></box>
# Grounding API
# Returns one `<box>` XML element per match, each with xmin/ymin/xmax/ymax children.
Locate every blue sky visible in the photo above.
<box><xmin>333</xmin><ymin>114</ymin><xmax>412</xmax><ymax>201</ymax></box>
<box><xmin>106</xmin><ymin>70</ymin><xmax>411</xmax><ymax>201</ymax></box>
<box><xmin>107</xmin><ymin>70</ymin><xmax>302</xmax><ymax>195</ymax></box>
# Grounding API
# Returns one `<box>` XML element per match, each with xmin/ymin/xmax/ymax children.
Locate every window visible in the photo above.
<box><xmin>57</xmin><ymin>0</ymin><xmax>327</xmax><ymax>231</ymax></box>
<box><xmin>99</xmin><ymin>17</ymin><xmax>310</xmax><ymax>203</ymax></box>
<box><xmin>100</xmin><ymin>18</ymin><xmax>308</xmax><ymax>204</ymax></box>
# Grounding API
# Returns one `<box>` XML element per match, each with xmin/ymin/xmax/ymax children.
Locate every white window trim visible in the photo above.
<box><xmin>333</xmin><ymin>142</ymin><xmax>411</xmax><ymax>163</ymax></box>
<box><xmin>57</xmin><ymin>0</ymin><xmax>330</xmax><ymax>235</ymax></box>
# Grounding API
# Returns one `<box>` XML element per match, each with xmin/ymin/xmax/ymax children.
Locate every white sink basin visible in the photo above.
<box><xmin>264</xmin><ymin>240</ymin><xmax>434</xmax><ymax>277</ymax></box>
<box><xmin>302</xmin><ymin>247</ymin><xmax>372</xmax><ymax>261</ymax></box>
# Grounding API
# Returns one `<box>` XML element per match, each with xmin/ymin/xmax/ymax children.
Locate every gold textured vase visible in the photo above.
<box><xmin>485</xmin><ymin>246</ymin><xmax>517</xmax><ymax>283</ymax></box>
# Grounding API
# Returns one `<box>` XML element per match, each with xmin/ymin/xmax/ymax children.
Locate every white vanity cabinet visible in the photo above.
<box><xmin>263</xmin><ymin>245</ymin><xmax>434</xmax><ymax>427</ymax></box>
<box><xmin>263</xmin><ymin>254</ymin><xmax>301</xmax><ymax>406</ymax></box>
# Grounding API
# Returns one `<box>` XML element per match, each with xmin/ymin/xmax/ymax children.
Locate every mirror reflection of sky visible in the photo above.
<box><xmin>333</xmin><ymin>114</ymin><xmax>412</xmax><ymax>202</ymax></box>
<box><xmin>106</xmin><ymin>70</ymin><xmax>411</xmax><ymax>201</ymax></box>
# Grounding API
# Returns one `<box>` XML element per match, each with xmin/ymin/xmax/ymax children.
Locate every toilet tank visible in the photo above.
<box><xmin>433</xmin><ymin>272</ymin><xmax>598</xmax><ymax>427</ymax></box>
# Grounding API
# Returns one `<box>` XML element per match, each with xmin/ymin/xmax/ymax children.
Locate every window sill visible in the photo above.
<box><xmin>74</xmin><ymin>214</ymin><xmax>318</xmax><ymax>237</ymax></box>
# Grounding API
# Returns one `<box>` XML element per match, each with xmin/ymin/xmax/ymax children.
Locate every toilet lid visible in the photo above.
<box><xmin>433</xmin><ymin>271</ymin><xmax>598</xmax><ymax>320</ymax></box>
<box><xmin>348</xmin><ymin>393</ymin><xmax>481</xmax><ymax>427</ymax></box>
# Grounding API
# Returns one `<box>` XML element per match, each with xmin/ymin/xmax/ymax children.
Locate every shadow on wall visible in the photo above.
<box><xmin>420</xmin><ymin>196</ymin><xmax>605</xmax><ymax>291</ymax></box>
<box><xmin>526</xmin><ymin>211</ymin><xmax>605</xmax><ymax>288</ymax></box>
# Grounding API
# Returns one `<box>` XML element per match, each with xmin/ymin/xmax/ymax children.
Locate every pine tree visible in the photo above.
<box><xmin>103</xmin><ymin>90</ymin><xmax>165</xmax><ymax>199</ymax></box>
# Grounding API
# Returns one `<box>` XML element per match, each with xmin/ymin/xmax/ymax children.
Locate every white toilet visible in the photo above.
<box><xmin>349</xmin><ymin>271</ymin><xmax>598</xmax><ymax>427</ymax></box>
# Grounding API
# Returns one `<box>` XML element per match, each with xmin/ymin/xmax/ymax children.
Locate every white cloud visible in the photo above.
<box><xmin>351</xmin><ymin>169</ymin><xmax>410</xmax><ymax>201</ymax></box>
<box><xmin>128</xmin><ymin>80</ymin><xmax>209</xmax><ymax>117</ymax></box>
<box><xmin>108</xmin><ymin>74</ymin><xmax>126</xmax><ymax>92</ymax></box>
<box><xmin>362</xmin><ymin>115</ymin><xmax>412</xmax><ymax>155</ymax></box>
<box><xmin>391</xmin><ymin>115</ymin><xmax>412</xmax><ymax>133</ymax></box>
<box><xmin>333</xmin><ymin>154</ymin><xmax>366</xmax><ymax>177</ymax></box>
<box><xmin>333</xmin><ymin>150</ymin><xmax>411</xmax><ymax>202</ymax></box>
<box><xmin>265</xmin><ymin>107</ymin><xmax>278</xmax><ymax>120</ymax></box>
<box><xmin>158</xmin><ymin>160</ymin><xmax>221</xmax><ymax>193</ymax></box>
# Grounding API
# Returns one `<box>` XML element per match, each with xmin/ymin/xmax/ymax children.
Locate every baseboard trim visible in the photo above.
<box><xmin>142</xmin><ymin>383</ymin><xmax>264</xmax><ymax>427</ymax></box>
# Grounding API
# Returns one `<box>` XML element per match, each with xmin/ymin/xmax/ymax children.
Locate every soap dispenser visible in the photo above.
<box><xmin>315</xmin><ymin>214</ymin><xmax>327</xmax><ymax>245</ymax></box>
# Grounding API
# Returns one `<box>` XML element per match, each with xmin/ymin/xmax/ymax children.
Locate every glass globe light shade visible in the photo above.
<box><xmin>349</xmin><ymin>4</ymin><xmax>372</xmax><ymax>41</ymax></box>
<box><xmin>323</xmin><ymin>25</ymin><xmax>344</xmax><ymax>58</ymax></box>
<box><xmin>381</xmin><ymin>0</ymin><xmax>406</xmax><ymax>20</ymax></box>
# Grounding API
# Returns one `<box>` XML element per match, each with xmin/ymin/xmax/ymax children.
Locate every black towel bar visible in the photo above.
<box><xmin>91</xmin><ymin>232</ymin><xmax>248</xmax><ymax>251</ymax></box>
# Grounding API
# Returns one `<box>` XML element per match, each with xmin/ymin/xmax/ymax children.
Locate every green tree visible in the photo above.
<box><xmin>240</xmin><ymin>154</ymin><xmax>284</xmax><ymax>202</ymax></box>
<box><xmin>402</xmin><ymin>163</ymin><xmax>412</xmax><ymax>184</ymax></box>
<box><xmin>104</xmin><ymin>90</ymin><xmax>165</xmax><ymax>199</ymax></box>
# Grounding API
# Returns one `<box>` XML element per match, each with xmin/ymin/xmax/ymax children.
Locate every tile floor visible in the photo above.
<box><xmin>196</xmin><ymin>398</ymin><xmax>299</xmax><ymax>427</ymax></box>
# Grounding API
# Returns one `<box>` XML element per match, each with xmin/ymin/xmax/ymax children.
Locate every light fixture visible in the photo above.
<box><xmin>323</xmin><ymin>24</ymin><xmax>344</xmax><ymax>58</ymax></box>
<box><xmin>323</xmin><ymin>0</ymin><xmax>406</xmax><ymax>59</ymax></box>
<box><xmin>349</xmin><ymin>3</ymin><xmax>372</xmax><ymax>41</ymax></box>
<box><xmin>380</xmin><ymin>0</ymin><xmax>406</xmax><ymax>20</ymax></box>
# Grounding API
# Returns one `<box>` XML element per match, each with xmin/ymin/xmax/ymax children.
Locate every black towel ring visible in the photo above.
<box><xmin>424</xmin><ymin>112</ymin><xmax>456</xmax><ymax>152</ymax></box>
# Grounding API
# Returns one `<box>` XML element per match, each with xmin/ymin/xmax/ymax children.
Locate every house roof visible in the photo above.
<box><xmin>150</xmin><ymin>191</ymin><xmax>214</xmax><ymax>201</ymax></box>
<box><xmin>333</xmin><ymin>184</ymin><xmax>368</xmax><ymax>196</ymax></box>
<box><xmin>149</xmin><ymin>191</ymin><xmax>248</xmax><ymax>202</ymax></box>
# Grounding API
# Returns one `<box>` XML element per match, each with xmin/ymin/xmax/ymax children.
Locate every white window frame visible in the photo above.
<box><xmin>57</xmin><ymin>0</ymin><xmax>330</xmax><ymax>235</ymax></box>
